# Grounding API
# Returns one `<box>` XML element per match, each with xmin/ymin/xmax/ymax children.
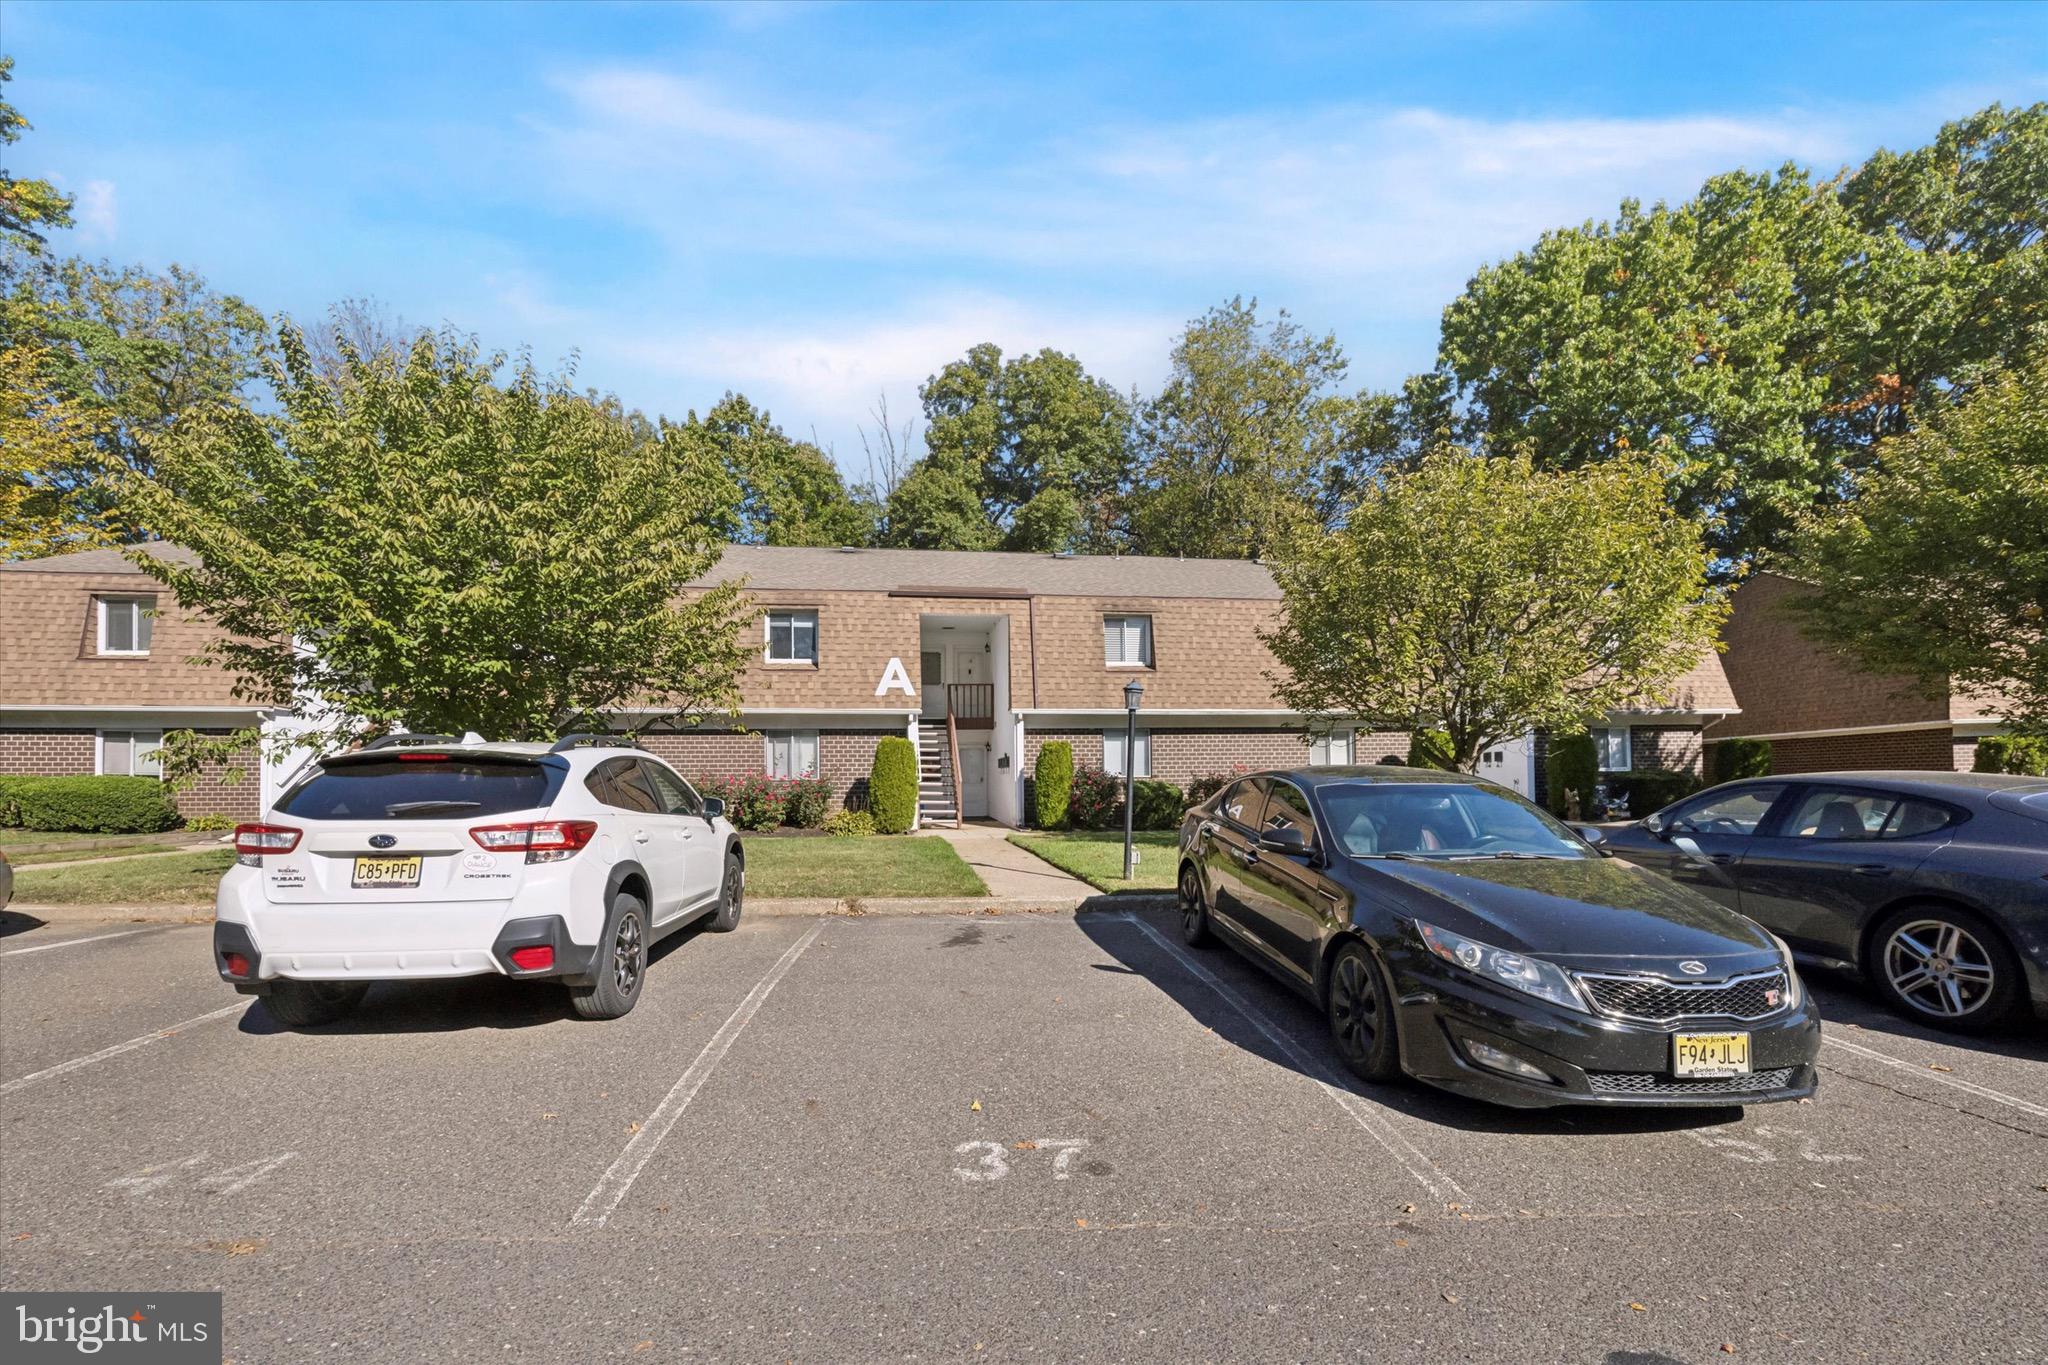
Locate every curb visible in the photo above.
<box><xmin>3</xmin><ymin>893</ymin><xmax>1179</xmax><ymax>927</ymax></box>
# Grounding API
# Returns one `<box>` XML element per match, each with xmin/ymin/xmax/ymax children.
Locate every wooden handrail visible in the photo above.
<box><xmin>947</xmin><ymin>682</ymin><xmax>994</xmax><ymax>730</ymax></box>
<box><xmin>946</xmin><ymin>709</ymin><xmax>964</xmax><ymax>823</ymax></box>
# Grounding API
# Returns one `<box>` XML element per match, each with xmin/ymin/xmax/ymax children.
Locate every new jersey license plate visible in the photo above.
<box><xmin>1673</xmin><ymin>1031</ymin><xmax>1751</xmax><ymax>1079</ymax></box>
<box><xmin>351</xmin><ymin>855</ymin><xmax>422</xmax><ymax>889</ymax></box>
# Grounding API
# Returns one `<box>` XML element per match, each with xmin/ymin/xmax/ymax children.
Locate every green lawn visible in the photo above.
<box><xmin>0</xmin><ymin>829</ymin><xmax>210</xmax><ymax>854</ymax></box>
<box><xmin>1007</xmin><ymin>830</ymin><xmax>1179</xmax><ymax>892</ymax></box>
<box><xmin>12</xmin><ymin>848</ymin><xmax>236</xmax><ymax>905</ymax></box>
<box><xmin>7</xmin><ymin>839</ymin><xmax>223</xmax><ymax>867</ymax></box>
<box><xmin>743</xmin><ymin>835</ymin><xmax>988</xmax><ymax>899</ymax></box>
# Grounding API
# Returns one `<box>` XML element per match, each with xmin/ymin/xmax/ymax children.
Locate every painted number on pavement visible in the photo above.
<box><xmin>953</xmin><ymin>1138</ymin><xmax>1091</xmax><ymax>1182</ymax></box>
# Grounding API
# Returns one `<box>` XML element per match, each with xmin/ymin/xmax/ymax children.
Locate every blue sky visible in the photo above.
<box><xmin>8</xmin><ymin>1</ymin><xmax>2046</xmax><ymax>467</ymax></box>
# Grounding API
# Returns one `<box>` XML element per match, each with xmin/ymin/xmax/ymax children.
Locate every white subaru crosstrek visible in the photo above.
<box><xmin>214</xmin><ymin>734</ymin><xmax>744</xmax><ymax>1026</ymax></box>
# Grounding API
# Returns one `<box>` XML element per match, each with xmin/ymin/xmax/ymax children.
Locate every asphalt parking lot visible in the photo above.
<box><xmin>2</xmin><ymin>906</ymin><xmax>2044</xmax><ymax>1364</ymax></box>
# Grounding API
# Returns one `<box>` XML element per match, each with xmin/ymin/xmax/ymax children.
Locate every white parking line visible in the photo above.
<box><xmin>0</xmin><ymin>1001</ymin><xmax>251</xmax><ymax>1097</ymax></box>
<box><xmin>1</xmin><ymin>928</ymin><xmax>154</xmax><ymax>957</ymax></box>
<box><xmin>1823</xmin><ymin>1034</ymin><xmax>2048</xmax><ymax>1121</ymax></box>
<box><xmin>1119</xmin><ymin>912</ymin><xmax>1470</xmax><ymax>1206</ymax></box>
<box><xmin>572</xmin><ymin>919</ymin><xmax>826</xmax><ymax>1229</ymax></box>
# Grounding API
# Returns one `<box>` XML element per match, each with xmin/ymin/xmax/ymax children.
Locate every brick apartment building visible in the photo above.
<box><xmin>1702</xmin><ymin>572</ymin><xmax>2008</xmax><ymax>774</ymax></box>
<box><xmin>2</xmin><ymin>541</ymin><xmax>1731</xmax><ymax>827</ymax></box>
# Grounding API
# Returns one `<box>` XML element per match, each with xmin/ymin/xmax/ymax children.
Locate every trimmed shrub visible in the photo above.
<box><xmin>1709</xmin><ymin>737</ymin><xmax>1772</xmax><ymax>784</ymax></box>
<box><xmin>869</xmin><ymin>737</ymin><xmax>918</xmax><ymax>833</ymax></box>
<box><xmin>3</xmin><ymin>776</ymin><xmax>182</xmax><ymax>833</ymax></box>
<box><xmin>1068</xmin><ymin>767</ymin><xmax>1123</xmax><ymax>830</ymax></box>
<box><xmin>1546</xmin><ymin>732</ymin><xmax>1599</xmax><ymax>819</ymax></box>
<box><xmin>824</xmin><ymin>809</ymin><xmax>876</xmax><ymax>838</ymax></box>
<box><xmin>1606</xmin><ymin>770</ymin><xmax>1701</xmax><ymax>817</ymax></box>
<box><xmin>185</xmin><ymin>812</ymin><xmax>238</xmax><ymax>832</ymax></box>
<box><xmin>1033</xmin><ymin>741</ymin><xmax>1075</xmax><ymax>828</ymax></box>
<box><xmin>0</xmin><ymin>776</ymin><xmax>32</xmax><ymax>827</ymax></box>
<box><xmin>1186</xmin><ymin>764</ymin><xmax>1249</xmax><ymax>806</ymax></box>
<box><xmin>1132</xmin><ymin>778</ymin><xmax>1186</xmax><ymax>830</ymax></box>
<box><xmin>700</xmin><ymin>773</ymin><xmax>788</xmax><ymax>832</ymax></box>
<box><xmin>1407</xmin><ymin>729</ymin><xmax>1455</xmax><ymax>771</ymax></box>
<box><xmin>783</xmin><ymin>774</ymin><xmax>832</xmax><ymax>829</ymax></box>
<box><xmin>1974</xmin><ymin>734</ymin><xmax>2048</xmax><ymax>776</ymax></box>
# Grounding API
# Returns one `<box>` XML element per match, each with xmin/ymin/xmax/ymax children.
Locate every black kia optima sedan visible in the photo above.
<box><xmin>1602</xmin><ymin>771</ymin><xmax>2048</xmax><ymax>1032</ymax></box>
<box><xmin>1176</xmin><ymin>767</ymin><xmax>1821</xmax><ymax>1108</ymax></box>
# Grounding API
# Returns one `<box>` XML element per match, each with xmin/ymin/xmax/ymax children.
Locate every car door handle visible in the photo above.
<box><xmin>633</xmin><ymin>831</ymin><xmax>650</xmax><ymax>844</ymax></box>
<box><xmin>1851</xmin><ymin>863</ymin><xmax>1889</xmax><ymax>877</ymax></box>
<box><xmin>1705</xmin><ymin>853</ymin><xmax>1736</xmax><ymax>865</ymax></box>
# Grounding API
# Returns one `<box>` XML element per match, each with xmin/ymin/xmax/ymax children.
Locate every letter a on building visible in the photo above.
<box><xmin>875</xmin><ymin>657</ymin><xmax>916</xmax><ymax>698</ymax></box>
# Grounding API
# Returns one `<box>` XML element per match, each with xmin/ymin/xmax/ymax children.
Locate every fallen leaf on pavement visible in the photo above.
<box><xmin>632</xmin><ymin>1341</ymin><xmax>653</xmax><ymax>1352</ymax></box>
<box><xmin>1628</xmin><ymin>1302</ymin><xmax>1647</xmax><ymax>1312</ymax></box>
<box><xmin>1075</xmin><ymin>1218</ymin><xmax>1088</xmax><ymax>1229</ymax></box>
<box><xmin>1720</xmin><ymin>1346</ymin><xmax>1736</xmax><ymax>1355</ymax></box>
<box><xmin>1400</xmin><ymin>1203</ymin><xmax>1417</xmax><ymax>1214</ymax></box>
<box><xmin>1012</xmin><ymin>1140</ymin><xmax>1038</xmax><ymax>1150</ymax></box>
<box><xmin>10</xmin><ymin>1233</ymin><xmax>29</xmax><ymax>1242</ymax></box>
<box><xmin>1928</xmin><ymin>1064</ymin><xmax>1952</xmax><ymax>1073</ymax></box>
<box><xmin>970</xmin><ymin>1099</ymin><xmax>983</xmax><ymax>1112</ymax></box>
<box><xmin>541</xmin><ymin>1113</ymin><xmax>557</xmax><ymax>1120</ymax></box>
<box><xmin>1441</xmin><ymin>1292</ymin><xmax>1458</xmax><ymax>1304</ymax></box>
<box><xmin>626</xmin><ymin>1121</ymin><xmax>641</xmax><ymax>1135</ymax></box>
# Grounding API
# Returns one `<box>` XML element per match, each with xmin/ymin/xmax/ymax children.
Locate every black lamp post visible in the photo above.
<box><xmin>1122</xmin><ymin>679</ymin><xmax>1144</xmax><ymax>879</ymax></box>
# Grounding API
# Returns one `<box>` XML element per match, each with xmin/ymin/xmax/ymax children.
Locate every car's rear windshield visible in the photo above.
<box><xmin>276</xmin><ymin>758</ymin><xmax>566</xmax><ymax>820</ymax></box>
<box><xmin>1318</xmin><ymin>783</ymin><xmax>1591</xmax><ymax>859</ymax></box>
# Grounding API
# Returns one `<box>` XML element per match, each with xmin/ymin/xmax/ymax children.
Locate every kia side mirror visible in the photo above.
<box><xmin>1641</xmin><ymin>812</ymin><xmax>1668</xmax><ymax>837</ymax></box>
<box><xmin>1260</xmin><ymin>827</ymin><xmax>1308</xmax><ymax>856</ymax></box>
<box><xmin>1572</xmin><ymin>824</ymin><xmax>1614</xmax><ymax>856</ymax></box>
<box><xmin>702</xmin><ymin>797</ymin><xmax>725</xmax><ymax>821</ymax></box>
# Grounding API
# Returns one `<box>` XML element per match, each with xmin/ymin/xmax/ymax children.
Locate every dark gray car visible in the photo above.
<box><xmin>1603</xmin><ymin>771</ymin><xmax>2048</xmax><ymax>1031</ymax></box>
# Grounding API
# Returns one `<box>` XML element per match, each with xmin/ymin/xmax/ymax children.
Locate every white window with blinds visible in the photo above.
<box><xmin>1309</xmin><ymin>730</ymin><xmax>1354</xmax><ymax>766</ymax></box>
<box><xmin>763</xmin><ymin>730</ymin><xmax>820</xmax><ymax>778</ymax></box>
<box><xmin>764</xmin><ymin>610</ymin><xmax>819</xmax><ymax>664</ymax></box>
<box><xmin>1102</xmin><ymin>729</ymin><xmax>1152</xmax><ymax>778</ymax></box>
<box><xmin>98</xmin><ymin>597</ymin><xmax>155</xmax><ymax>656</ymax></box>
<box><xmin>1103</xmin><ymin>614</ymin><xmax>1153</xmax><ymax>667</ymax></box>
<box><xmin>99</xmin><ymin>730</ymin><xmax>164</xmax><ymax>778</ymax></box>
<box><xmin>1595</xmin><ymin>728</ymin><xmax>1632</xmax><ymax>772</ymax></box>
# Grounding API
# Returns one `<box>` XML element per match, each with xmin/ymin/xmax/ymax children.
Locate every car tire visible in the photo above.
<box><xmin>1326</xmin><ymin>941</ymin><xmax>1401</xmax><ymax>1083</ymax></box>
<box><xmin>263</xmin><ymin>980</ymin><xmax>368</xmax><ymax>1029</ymax></box>
<box><xmin>570</xmin><ymin>893</ymin><xmax>648</xmax><ymax>1021</ymax></box>
<box><xmin>1866</xmin><ymin>903</ymin><xmax>2023</xmax><ymax>1032</ymax></box>
<box><xmin>705</xmin><ymin>854</ymin><xmax>743</xmax><ymax>933</ymax></box>
<box><xmin>1177</xmin><ymin>862</ymin><xmax>1215</xmax><ymax>948</ymax></box>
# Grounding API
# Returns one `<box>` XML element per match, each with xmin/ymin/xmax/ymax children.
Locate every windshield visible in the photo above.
<box><xmin>1318</xmin><ymin>783</ymin><xmax>1591</xmax><ymax>859</ymax></box>
<box><xmin>276</xmin><ymin>758</ymin><xmax>566</xmax><ymax>820</ymax></box>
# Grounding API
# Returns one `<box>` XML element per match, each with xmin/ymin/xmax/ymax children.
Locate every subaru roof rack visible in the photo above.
<box><xmin>362</xmin><ymin>733</ymin><xmax>463</xmax><ymax>750</ymax></box>
<box><xmin>548</xmin><ymin>733</ymin><xmax>643</xmax><ymax>753</ymax></box>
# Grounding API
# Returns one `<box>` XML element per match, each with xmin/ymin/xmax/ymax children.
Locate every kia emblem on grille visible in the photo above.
<box><xmin>369</xmin><ymin>834</ymin><xmax>397</xmax><ymax>849</ymax></box>
<box><xmin>1678</xmin><ymin>960</ymin><xmax>1708</xmax><ymax>975</ymax></box>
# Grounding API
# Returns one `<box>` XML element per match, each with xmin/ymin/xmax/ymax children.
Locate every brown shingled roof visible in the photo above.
<box><xmin>0</xmin><ymin>542</ymin><xmax>199</xmax><ymax>574</ymax></box>
<box><xmin>690</xmin><ymin>543</ymin><xmax>1282</xmax><ymax>600</ymax></box>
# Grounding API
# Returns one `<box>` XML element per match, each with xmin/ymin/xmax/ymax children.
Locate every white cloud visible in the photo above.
<box><xmin>74</xmin><ymin>179</ymin><xmax>118</xmax><ymax>243</ymax></box>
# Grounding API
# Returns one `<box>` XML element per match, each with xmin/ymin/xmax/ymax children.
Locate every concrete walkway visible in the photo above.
<box><xmin>917</xmin><ymin>821</ymin><xmax>1097</xmax><ymax>899</ymax></box>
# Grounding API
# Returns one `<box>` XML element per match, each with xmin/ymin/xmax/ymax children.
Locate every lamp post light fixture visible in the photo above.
<box><xmin>1122</xmin><ymin>679</ymin><xmax>1144</xmax><ymax>880</ymax></box>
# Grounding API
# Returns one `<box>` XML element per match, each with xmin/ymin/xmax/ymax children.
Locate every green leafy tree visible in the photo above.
<box><xmin>118</xmin><ymin>325</ymin><xmax>755</xmax><ymax>765</ymax></box>
<box><xmin>884</xmin><ymin>343</ymin><xmax>1132</xmax><ymax>552</ymax></box>
<box><xmin>1438</xmin><ymin>102</ymin><xmax>2048</xmax><ymax>569</ymax></box>
<box><xmin>679</xmin><ymin>392</ymin><xmax>871</xmax><ymax>546</ymax></box>
<box><xmin>1264</xmin><ymin>450</ymin><xmax>1725</xmax><ymax>772</ymax></box>
<box><xmin>1790</xmin><ymin>354</ymin><xmax>2048</xmax><ymax>731</ymax></box>
<box><xmin>0</xmin><ymin>56</ymin><xmax>73</xmax><ymax>249</ymax></box>
<box><xmin>1128</xmin><ymin>298</ymin><xmax>1378</xmax><ymax>560</ymax></box>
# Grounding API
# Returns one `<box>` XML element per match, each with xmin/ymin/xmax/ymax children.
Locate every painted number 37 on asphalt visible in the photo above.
<box><xmin>953</xmin><ymin>1138</ymin><xmax>1090</xmax><ymax>1182</ymax></box>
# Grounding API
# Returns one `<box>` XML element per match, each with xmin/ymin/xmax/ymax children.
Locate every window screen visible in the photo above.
<box><xmin>99</xmin><ymin>598</ymin><xmax>154</xmax><ymax>654</ymax></box>
<box><xmin>1103</xmin><ymin>728</ymin><xmax>1151</xmax><ymax>777</ymax></box>
<box><xmin>1102</xmin><ymin>615</ymin><xmax>1153</xmax><ymax>667</ymax></box>
<box><xmin>1595</xmin><ymin>728</ymin><xmax>1632</xmax><ymax>772</ymax></box>
<box><xmin>765</xmin><ymin>610</ymin><xmax>819</xmax><ymax>663</ymax></box>
<box><xmin>1310</xmin><ymin>731</ymin><xmax>1353</xmax><ymax>766</ymax></box>
<box><xmin>764</xmin><ymin>731</ymin><xmax>820</xmax><ymax>778</ymax></box>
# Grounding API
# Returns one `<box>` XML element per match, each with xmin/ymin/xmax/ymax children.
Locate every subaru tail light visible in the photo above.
<box><xmin>234</xmin><ymin>823</ymin><xmax>301</xmax><ymax>856</ymax></box>
<box><xmin>470</xmin><ymin>820</ymin><xmax>599</xmax><ymax>863</ymax></box>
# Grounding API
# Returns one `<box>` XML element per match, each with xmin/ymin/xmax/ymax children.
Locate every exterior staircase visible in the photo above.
<box><xmin>917</xmin><ymin>721</ymin><xmax>959</xmax><ymax>827</ymax></box>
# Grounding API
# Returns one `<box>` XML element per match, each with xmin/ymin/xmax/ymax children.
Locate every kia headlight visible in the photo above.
<box><xmin>1766</xmin><ymin>931</ymin><xmax>1803</xmax><ymax>1010</ymax></box>
<box><xmin>1414</xmin><ymin>919</ymin><xmax>1588</xmax><ymax>1013</ymax></box>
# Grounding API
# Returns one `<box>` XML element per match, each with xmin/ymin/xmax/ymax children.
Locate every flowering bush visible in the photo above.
<box><xmin>1186</xmin><ymin>764</ymin><xmax>1249</xmax><ymax>806</ymax></box>
<box><xmin>699</xmin><ymin>773</ymin><xmax>788</xmax><ymax>832</ymax></box>
<box><xmin>1067</xmin><ymin>766</ymin><xmax>1123</xmax><ymax>830</ymax></box>
<box><xmin>783</xmin><ymin>774</ymin><xmax>832</xmax><ymax>829</ymax></box>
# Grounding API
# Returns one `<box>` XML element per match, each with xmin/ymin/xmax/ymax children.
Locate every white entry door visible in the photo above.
<box><xmin>948</xmin><ymin>644</ymin><xmax>986</xmax><ymax>688</ymax></box>
<box><xmin>959</xmin><ymin>743</ymin><xmax>990</xmax><ymax>819</ymax></box>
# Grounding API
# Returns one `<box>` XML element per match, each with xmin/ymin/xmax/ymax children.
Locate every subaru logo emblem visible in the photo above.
<box><xmin>369</xmin><ymin>834</ymin><xmax>397</xmax><ymax>849</ymax></box>
<box><xmin>1678</xmin><ymin>960</ymin><xmax>1708</xmax><ymax>976</ymax></box>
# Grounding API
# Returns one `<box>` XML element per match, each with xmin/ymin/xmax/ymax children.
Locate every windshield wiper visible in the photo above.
<box><xmin>384</xmin><ymin>800</ymin><xmax>483</xmax><ymax>816</ymax></box>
